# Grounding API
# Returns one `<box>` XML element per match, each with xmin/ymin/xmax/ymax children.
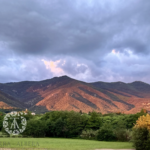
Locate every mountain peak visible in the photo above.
<box><xmin>58</xmin><ymin>75</ymin><xmax>71</xmax><ymax>79</ymax></box>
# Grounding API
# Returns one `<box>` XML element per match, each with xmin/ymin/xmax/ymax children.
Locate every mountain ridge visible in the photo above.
<box><xmin>0</xmin><ymin>75</ymin><xmax>150</xmax><ymax>114</ymax></box>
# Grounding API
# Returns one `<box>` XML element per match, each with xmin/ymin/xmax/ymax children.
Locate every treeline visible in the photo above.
<box><xmin>0</xmin><ymin>108</ymin><xmax>22</xmax><ymax>113</ymax></box>
<box><xmin>0</xmin><ymin>110</ymin><xmax>147</xmax><ymax>141</ymax></box>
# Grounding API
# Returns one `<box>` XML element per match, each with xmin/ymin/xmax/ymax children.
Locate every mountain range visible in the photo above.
<box><xmin>0</xmin><ymin>75</ymin><xmax>150</xmax><ymax>114</ymax></box>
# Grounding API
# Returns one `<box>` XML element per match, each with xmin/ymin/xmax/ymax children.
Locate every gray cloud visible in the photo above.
<box><xmin>0</xmin><ymin>0</ymin><xmax>150</xmax><ymax>83</ymax></box>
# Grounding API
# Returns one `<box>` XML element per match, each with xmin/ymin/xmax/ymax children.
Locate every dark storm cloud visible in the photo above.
<box><xmin>0</xmin><ymin>0</ymin><xmax>150</xmax><ymax>56</ymax></box>
<box><xmin>0</xmin><ymin>0</ymin><xmax>150</xmax><ymax>83</ymax></box>
<box><xmin>1</xmin><ymin>0</ymin><xmax>150</xmax><ymax>56</ymax></box>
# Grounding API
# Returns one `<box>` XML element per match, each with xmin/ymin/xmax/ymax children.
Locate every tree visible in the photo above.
<box><xmin>86</xmin><ymin>111</ymin><xmax>102</xmax><ymax>130</ymax></box>
<box><xmin>65</xmin><ymin>111</ymin><xmax>88</xmax><ymax>137</ymax></box>
<box><xmin>97</xmin><ymin>123</ymin><xmax>116</xmax><ymax>141</ymax></box>
<box><xmin>132</xmin><ymin>114</ymin><xmax>150</xmax><ymax>150</ymax></box>
<box><xmin>23</xmin><ymin>120</ymin><xmax>46</xmax><ymax>137</ymax></box>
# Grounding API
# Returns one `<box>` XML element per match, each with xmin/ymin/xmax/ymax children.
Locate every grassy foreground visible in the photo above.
<box><xmin>0</xmin><ymin>138</ymin><xmax>134</xmax><ymax>150</ymax></box>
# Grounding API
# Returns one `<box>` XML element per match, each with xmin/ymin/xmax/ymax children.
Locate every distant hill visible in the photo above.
<box><xmin>0</xmin><ymin>76</ymin><xmax>150</xmax><ymax>114</ymax></box>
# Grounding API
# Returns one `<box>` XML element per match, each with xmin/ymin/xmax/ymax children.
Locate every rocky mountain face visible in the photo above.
<box><xmin>0</xmin><ymin>76</ymin><xmax>150</xmax><ymax>114</ymax></box>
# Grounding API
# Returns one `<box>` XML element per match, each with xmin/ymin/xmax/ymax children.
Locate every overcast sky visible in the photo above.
<box><xmin>0</xmin><ymin>0</ymin><xmax>150</xmax><ymax>83</ymax></box>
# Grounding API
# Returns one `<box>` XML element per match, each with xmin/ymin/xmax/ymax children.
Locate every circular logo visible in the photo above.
<box><xmin>3</xmin><ymin>111</ymin><xmax>27</xmax><ymax>135</ymax></box>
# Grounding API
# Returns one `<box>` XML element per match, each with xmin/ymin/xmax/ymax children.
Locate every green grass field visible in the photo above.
<box><xmin>0</xmin><ymin>138</ymin><xmax>134</xmax><ymax>150</ymax></box>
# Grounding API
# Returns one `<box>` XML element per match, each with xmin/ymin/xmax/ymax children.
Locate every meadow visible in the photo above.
<box><xmin>0</xmin><ymin>138</ymin><xmax>134</xmax><ymax>150</ymax></box>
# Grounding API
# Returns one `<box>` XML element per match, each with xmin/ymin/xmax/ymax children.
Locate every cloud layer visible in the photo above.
<box><xmin>0</xmin><ymin>0</ymin><xmax>150</xmax><ymax>83</ymax></box>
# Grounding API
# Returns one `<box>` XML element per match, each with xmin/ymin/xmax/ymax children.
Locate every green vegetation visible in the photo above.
<box><xmin>0</xmin><ymin>138</ymin><xmax>133</xmax><ymax>150</ymax></box>
<box><xmin>132</xmin><ymin>114</ymin><xmax>150</xmax><ymax>150</ymax></box>
<box><xmin>0</xmin><ymin>109</ymin><xmax>148</xmax><ymax>149</ymax></box>
<box><xmin>0</xmin><ymin>109</ymin><xmax>147</xmax><ymax>139</ymax></box>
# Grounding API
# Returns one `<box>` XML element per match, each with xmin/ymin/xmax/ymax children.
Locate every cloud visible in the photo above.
<box><xmin>0</xmin><ymin>55</ymin><xmax>53</xmax><ymax>83</ymax></box>
<box><xmin>0</xmin><ymin>0</ymin><xmax>150</xmax><ymax>83</ymax></box>
<box><xmin>42</xmin><ymin>59</ymin><xmax>64</xmax><ymax>76</ymax></box>
<box><xmin>1</xmin><ymin>0</ymin><xmax>149</xmax><ymax>57</ymax></box>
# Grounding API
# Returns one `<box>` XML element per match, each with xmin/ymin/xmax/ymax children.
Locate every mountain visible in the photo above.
<box><xmin>0</xmin><ymin>90</ymin><xmax>24</xmax><ymax>109</ymax></box>
<box><xmin>0</xmin><ymin>76</ymin><xmax>150</xmax><ymax>114</ymax></box>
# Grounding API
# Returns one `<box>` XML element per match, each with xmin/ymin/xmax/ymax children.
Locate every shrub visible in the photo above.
<box><xmin>132</xmin><ymin>114</ymin><xmax>150</xmax><ymax>150</ymax></box>
<box><xmin>114</xmin><ymin>120</ymin><xmax>131</xmax><ymax>141</ymax></box>
<box><xmin>114</xmin><ymin>129</ymin><xmax>132</xmax><ymax>141</ymax></box>
<box><xmin>96</xmin><ymin>124</ymin><xmax>116</xmax><ymax>141</ymax></box>
<box><xmin>80</xmin><ymin>129</ymin><xmax>98</xmax><ymax>140</ymax></box>
<box><xmin>132</xmin><ymin>128</ymin><xmax>150</xmax><ymax>150</ymax></box>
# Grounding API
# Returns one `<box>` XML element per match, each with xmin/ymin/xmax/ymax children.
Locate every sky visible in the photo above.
<box><xmin>0</xmin><ymin>0</ymin><xmax>150</xmax><ymax>83</ymax></box>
